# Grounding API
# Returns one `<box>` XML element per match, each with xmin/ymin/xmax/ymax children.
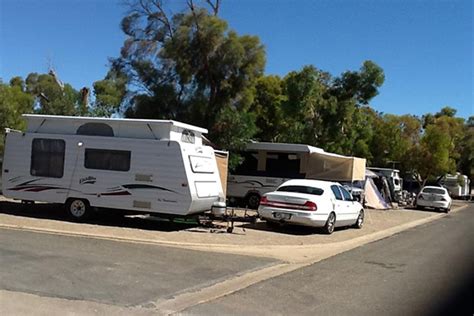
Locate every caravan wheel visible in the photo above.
<box><xmin>66</xmin><ymin>199</ymin><xmax>91</xmax><ymax>221</ymax></box>
<box><xmin>246</xmin><ymin>193</ymin><xmax>261</xmax><ymax>209</ymax></box>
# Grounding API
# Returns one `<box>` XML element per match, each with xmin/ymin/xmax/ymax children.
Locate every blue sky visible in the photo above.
<box><xmin>1</xmin><ymin>0</ymin><xmax>472</xmax><ymax>118</ymax></box>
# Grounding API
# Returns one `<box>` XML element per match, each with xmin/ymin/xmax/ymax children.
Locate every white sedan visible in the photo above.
<box><xmin>415</xmin><ymin>186</ymin><xmax>452</xmax><ymax>212</ymax></box>
<box><xmin>258</xmin><ymin>179</ymin><xmax>365</xmax><ymax>234</ymax></box>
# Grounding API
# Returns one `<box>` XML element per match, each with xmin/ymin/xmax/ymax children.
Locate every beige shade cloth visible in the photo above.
<box><xmin>214</xmin><ymin>151</ymin><xmax>229</xmax><ymax>196</ymax></box>
<box><xmin>305</xmin><ymin>151</ymin><xmax>366</xmax><ymax>181</ymax></box>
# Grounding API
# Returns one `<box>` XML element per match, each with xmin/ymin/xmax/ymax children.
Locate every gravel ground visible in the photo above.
<box><xmin>1</xmin><ymin>196</ymin><xmax>466</xmax><ymax>247</ymax></box>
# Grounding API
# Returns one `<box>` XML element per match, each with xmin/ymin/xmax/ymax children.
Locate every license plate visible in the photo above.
<box><xmin>274</xmin><ymin>212</ymin><xmax>291</xmax><ymax>220</ymax></box>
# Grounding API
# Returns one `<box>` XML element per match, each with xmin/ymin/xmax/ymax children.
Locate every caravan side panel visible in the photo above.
<box><xmin>2</xmin><ymin>131</ymin><xmax>72</xmax><ymax>204</ymax></box>
<box><xmin>65</xmin><ymin>137</ymin><xmax>194</xmax><ymax>215</ymax></box>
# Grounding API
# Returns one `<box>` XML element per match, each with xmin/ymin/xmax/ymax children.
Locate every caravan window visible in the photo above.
<box><xmin>181</xmin><ymin>130</ymin><xmax>195</xmax><ymax>144</ymax></box>
<box><xmin>265</xmin><ymin>153</ymin><xmax>302</xmax><ymax>178</ymax></box>
<box><xmin>233</xmin><ymin>151</ymin><xmax>259</xmax><ymax>176</ymax></box>
<box><xmin>30</xmin><ymin>138</ymin><xmax>65</xmax><ymax>178</ymax></box>
<box><xmin>77</xmin><ymin>123</ymin><xmax>114</xmax><ymax>136</ymax></box>
<box><xmin>84</xmin><ymin>149</ymin><xmax>131</xmax><ymax>171</ymax></box>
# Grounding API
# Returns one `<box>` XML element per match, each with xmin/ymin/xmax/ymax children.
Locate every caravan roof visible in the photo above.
<box><xmin>246</xmin><ymin>142</ymin><xmax>325</xmax><ymax>153</ymax></box>
<box><xmin>22</xmin><ymin>114</ymin><xmax>207</xmax><ymax>142</ymax></box>
<box><xmin>368</xmin><ymin>167</ymin><xmax>400</xmax><ymax>173</ymax></box>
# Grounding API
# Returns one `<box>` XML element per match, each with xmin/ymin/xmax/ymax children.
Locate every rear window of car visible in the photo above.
<box><xmin>277</xmin><ymin>185</ymin><xmax>324</xmax><ymax>196</ymax></box>
<box><xmin>422</xmin><ymin>187</ymin><xmax>446</xmax><ymax>195</ymax></box>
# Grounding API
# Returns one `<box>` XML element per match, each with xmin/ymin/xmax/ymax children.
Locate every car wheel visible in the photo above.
<box><xmin>246</xmin><ymin>193</ymin><xmax>261</xmax><ymax>209</ymax></box>
<box><xmin>322</xmin><ymin>212</ymin><xmax>336</xmax><ymax>234</ymax></box>
<box><xmin>444</xmin><ymin>204</ymin><xmax>451</xmax><ymax>213</ymax></box>
<box><xmin>416</xmin><ymin>204</ymin><xmax>424</xmax><ymax>210</ymax></box>
<box><xmin>66</xmin><ymin>198</ymin><xmax>91</xmax><ymax>221</ymax></box>
<box><xmin>354</xmin><ymin>210</ymin><xmax>364</xmax><ymax>229</ymax></box>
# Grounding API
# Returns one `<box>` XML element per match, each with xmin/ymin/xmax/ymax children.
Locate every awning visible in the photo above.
<box><xmin>304</xmin><ymin>151</ymin><xmax>366</xmax><ymax>181</ymax></box>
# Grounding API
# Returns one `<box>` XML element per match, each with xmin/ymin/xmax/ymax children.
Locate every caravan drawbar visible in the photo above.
<box><xmin>1</xmin><ymin>115</ymin><xmax>225</xmax><ymax>220</ymax></box>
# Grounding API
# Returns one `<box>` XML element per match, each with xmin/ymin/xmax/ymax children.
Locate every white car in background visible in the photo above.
<box><xmin>415</xmin><ymin>186</ymin><xmax>452</xmax><ymax>213</ymax></box>
<box><xmin>258</xmin><ymin>179</ymin><xmax>365</xmax><ymax>234</ymax></box>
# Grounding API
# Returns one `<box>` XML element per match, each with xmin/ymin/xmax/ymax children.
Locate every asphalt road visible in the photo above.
<box><xmin>0</xmin><ymin>228</ymin><xmax>276</xmax><ymax>307</ymax></box>
<box><xmin>185</xmin><ymin>205</ymin><xmax>474</xmax><ymax>316</ymax></box>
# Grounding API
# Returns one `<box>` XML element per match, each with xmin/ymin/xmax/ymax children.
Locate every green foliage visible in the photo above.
<box><xmin>458</xmin><ymin>126</ymin><xmax>474</xmax><ymax>181</ymax></box>
<box><xmin>92</xmin><ymin>69</ymin><xmax>127</xmax><ymax>117</ymax></box>
<box><xmin>0</xmin><ymin>80</ymin><xmax>34</xmax><ymax>154</ymax></box>
<box><xmin>25</xmin><ymin>73</ymin><xmax>81</xmax><ymax>115</ymax></box>
<box><xmin>435</xmin><ymin>106</ymin><xmax>457</xmax><ymax>118</ymax></box>
<box><xmin>117</xmin><ymin>0</ymin><xmax>265</xmax><ymax>152</ymax></box>
<box><xmin>212</xmin><ymin>106</ymin><xmax>258</xmax><ymax>169</ymax></box>
<box><xmin>250</xmin><ymin>75</ymin><xmax>286</xmax><ymax>142</ymax></box>
<box><xmin>411</xmin><ymin>124</ymin><xmax>454</xmax><ymax>185</ymax></box>
<box><xmin>406</xmin><ymin>110</ymin><xmax>467</xmax><ymax>184</ymax></box>
<box><xmin>370</xmin><ymin>114</ymin><xmax>421</xmax><ymax>168</ymax></box>
<box><xmin>260</xmin><ymin>61</ymin><xmax>384</xmax><ymax>157</ymax></box>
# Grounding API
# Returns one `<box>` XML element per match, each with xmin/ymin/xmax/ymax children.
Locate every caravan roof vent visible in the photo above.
<box><xmin>77</xmin><ymin>123</ymin><xmax>114</xmax><ymax>137</ymax></box>
<box><xmin>181</xmin><ymin>129</ymin><xmax>195</xmax><ymax>144</ymax></box>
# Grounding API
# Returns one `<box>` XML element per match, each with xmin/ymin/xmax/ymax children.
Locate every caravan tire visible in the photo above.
<box><xmin>66</xmin><ymin>198</ymin><xmax>91</xmax><ymax>221</ymax></box>
<box><xmin>246</xmin><ymin>193</ymin><xmax>261</xmax><ymax>210</ymax></box>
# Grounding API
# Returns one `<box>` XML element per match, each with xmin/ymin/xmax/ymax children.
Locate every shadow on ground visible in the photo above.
<box><xmin>240</xmin><ymin>220</ymin><xmax>349</xmax><ymax>236</ymax></box>
<box><xmin>0</xmin><ymin>200</ymin><xmax>363</xmax><ymax>236</ymax></box>
<box><xmin>0</xmin><ymin>201</ymin><xmax>196</xmax><ymax>232</ymax></box>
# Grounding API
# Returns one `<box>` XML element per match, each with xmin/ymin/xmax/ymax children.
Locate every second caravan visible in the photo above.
<box><xmin>227</xmin><ymin>142</ymin><xmax>366</xmax><ymax>208</ymax></box>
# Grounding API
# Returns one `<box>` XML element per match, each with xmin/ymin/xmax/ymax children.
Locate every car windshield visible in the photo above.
<box><xmin>422</xmin><ymin>187</ymin><xmax>446</xmax><ymax>195</ymax></box>
<box><xmin>277</xmin><ymin>185</ymin><xmax>324</xmax><ymax>195</ymax></box>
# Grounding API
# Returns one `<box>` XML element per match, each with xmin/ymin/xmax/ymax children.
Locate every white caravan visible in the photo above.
<box><xmin>1</xmin><ymin>115</ymin><xmax>225</xmax><ymax>220</ymax></box>
<box><xmin>227</xmin><ymin>142</ymin><xmax>366</xmax><ymax>209</ymax></box>
<box><xmin>440</xmin><ymin>173</ymin><xmax>470</xmax><ymax>199</ymax></box>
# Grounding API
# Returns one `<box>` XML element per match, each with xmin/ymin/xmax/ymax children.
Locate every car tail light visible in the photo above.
<box><xmin>259</xmin><ymin>196</ymin><xmax>317</xmax><ymax>211</ymax></box>
<box><xmin>418</xmin><ymin>195</ymin><xmax>424</xmax><ymax>200</ymax></box>
<box><xmin>441</xmin><ymin>197</ymin><xmax>447</xmax><ymax>201</ymax></box>
<box><xmin>303</xmin><ymin>201</ymin><xmax>317</xmax><ymax>211</ymax></box>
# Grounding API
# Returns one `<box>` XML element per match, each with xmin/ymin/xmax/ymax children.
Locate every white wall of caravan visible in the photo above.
<box><xmin>2</xmin><ymin>131</ymin><xmax>220</xmax><ymax>215</ymax></box>
<box><xmin>227</xmin><ymin>175</ymin><xmax>288</xmax><ymax>201</ymax></box>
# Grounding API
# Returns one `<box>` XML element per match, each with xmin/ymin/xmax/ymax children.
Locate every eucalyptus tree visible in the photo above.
<box><xmin>114</xmin><ymin>0</ymin><xmax>265</xmax><ymax>156</ymax></box>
